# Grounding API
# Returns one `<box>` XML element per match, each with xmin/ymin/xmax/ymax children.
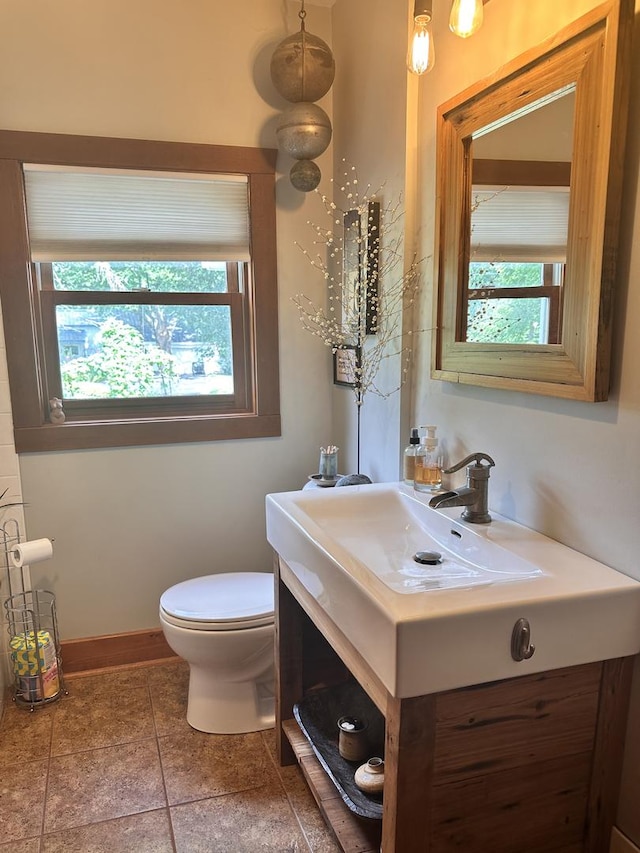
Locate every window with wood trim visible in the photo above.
<box><xmin>465</xmin><ymin>261</ymin><xmax>564</xmax><ymax>345</ymax></box>
<box><xmin>463</xmin><ymin>158</ymin><xmax>569</xmax><ymax>346</ymax></box>
<box><xmin>0</xmin><ymin>131</ymin><xmax>280</xmax><ymax>452</ymax></box>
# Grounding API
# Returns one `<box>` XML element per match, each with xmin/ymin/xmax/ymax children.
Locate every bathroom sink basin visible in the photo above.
<box><xmin>266</xmin><ymin>482</ymin><xmax>640</xmax><ymax>698</ymax></box>
<box><xmin>286</xmin><ymin>486</ymin><xmax>544</xmax><ymax>593</ymax></box>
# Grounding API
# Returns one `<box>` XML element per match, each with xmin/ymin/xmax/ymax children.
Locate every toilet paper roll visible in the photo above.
<box><xmin>11</xmin><ymin>630</ymin><xmax>55</xmax><ymax>675</ymax></box>
<box><xmin>10</xmin><ymin>538</ymin><xmax>54</xmax><ymax>568</ymax></box>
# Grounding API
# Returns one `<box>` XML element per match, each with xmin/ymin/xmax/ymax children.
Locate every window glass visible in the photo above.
<box><xmin>467</xmin><ymin>295</ymin><xmax>550</xmax><ymax>344</ymax></box>
<box><xmin>56</xmin><ymin>302</ymin><xmax>233</xmax><ymax>400</ymax></box>
<box><xmin>52</xmin><ymin>261</ymin><xmax>230</xmax><ymax>293</ymax></box>
<box><xmin>469</xmin><ymin>261</ymin><xmax>544</xmax><ymax>290</ymax></box>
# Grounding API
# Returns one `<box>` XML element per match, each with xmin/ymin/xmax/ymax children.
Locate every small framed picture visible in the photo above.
<box><xmin>333</xmin><ymin>345</ymin><xmax>360</xmax><ymax>387</ymax></box>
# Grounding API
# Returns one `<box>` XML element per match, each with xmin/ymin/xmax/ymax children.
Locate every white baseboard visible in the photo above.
<box><xmin>611</xmin><ymin>828</ymin><xmax>640</xmax><ymax>853</ymax></box>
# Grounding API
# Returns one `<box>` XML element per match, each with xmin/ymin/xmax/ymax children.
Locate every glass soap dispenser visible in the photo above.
<box><xmin>414</xmin><ymin>425</ymin><xmax>443</xmax><ymax>492</ymax></box>
<box><xmin>403</xmin><ymin>428</ymin><xmax>420</xmax><ymax>484</ymax></box>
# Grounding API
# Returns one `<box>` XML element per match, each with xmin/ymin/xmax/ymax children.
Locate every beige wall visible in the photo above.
<box><xmin>0</xmin><ymin>304</ymin><xmax>26</xmax><ymax>712</ymax></box>
<box><xmin>409</xmin><ymin>0</ymin><xmax>640</xmax><ymax>843</ymax></box>
<box><xmin>330</xmin><ymin>0</ymin><xmax>416</xmax><ymax>482</ymax></box>
<box><xmin>0</xmin><ymin>0</ymin><xmax>334</xmax><ymax>639</ymax></box>
<box><xmin>472</xmin><ymin>92</ymin><xmax>576</xmax><ymax>161</ymax></box>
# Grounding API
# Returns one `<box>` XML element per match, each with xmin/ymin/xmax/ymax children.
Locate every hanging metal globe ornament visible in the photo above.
<box><xmin>271</xmin><ymin>0</ymin><xmax>335</xmax><ymax>191</ymax></box>
<box><xmin>276</xmin><ymin>102</ymin><xmax>332</xmax><ymax>161</ymax></box>
<box><xmin>270</xmin><ymin>2</ymin><xmax>335</xmax><ymax>103</ymax></box>
<box><xmin>290</xmin><ymin>160</ymin><xmax>321</xmax><ymax>193</ymax></box>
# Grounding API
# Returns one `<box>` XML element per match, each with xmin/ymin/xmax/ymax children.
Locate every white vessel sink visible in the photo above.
<box><xmin>266</xmin><ymin>482</ymin><xmax>640</xmax><ymax>698</ymax></box>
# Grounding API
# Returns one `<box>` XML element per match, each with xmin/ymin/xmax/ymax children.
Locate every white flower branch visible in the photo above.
<box><xmin>292</xmin><ymin>162</ymin><xmax>426</xmax><ymax>406</ymax></box>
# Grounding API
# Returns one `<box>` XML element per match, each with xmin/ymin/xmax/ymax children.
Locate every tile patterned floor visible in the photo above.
<box><xmin>0</xmin><ymin>660</ymin><xmax>341</xmax><ymax>852</ymax></box>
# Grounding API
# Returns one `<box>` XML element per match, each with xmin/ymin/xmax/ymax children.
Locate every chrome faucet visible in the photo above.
<box><xmin>428</xmin><ymin>452</ymin><xmax>495</xmax><ymax>524</ymax></box>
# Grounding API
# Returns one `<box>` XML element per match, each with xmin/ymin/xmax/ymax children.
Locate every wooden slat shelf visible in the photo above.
<box><xmin>283</xmin><ymin>719</ymin><xmax>381</xmax><ymax>853</ymax></box>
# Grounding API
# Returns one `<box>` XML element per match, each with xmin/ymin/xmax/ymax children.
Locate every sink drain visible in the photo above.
<box><xmin>413</xmin><ymin>550</ymin><xmax>443</xmax><ymax>565</ymax></box>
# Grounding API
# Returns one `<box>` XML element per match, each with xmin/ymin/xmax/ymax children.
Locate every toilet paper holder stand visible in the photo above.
<box><xmin>1</xmin><ymin>519</ymin><xmax>67</xmax><ymax>709</ymax></box>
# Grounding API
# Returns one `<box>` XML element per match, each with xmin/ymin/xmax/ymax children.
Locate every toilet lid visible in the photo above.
<box><xmin>160</xmin><ymin>572</ymin><xmax>274</xmax><ymax>630</ymax></box>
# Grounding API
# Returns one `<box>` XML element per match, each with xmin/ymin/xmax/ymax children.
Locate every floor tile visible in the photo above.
<box><xmin>261</xmin><ymin>726</ymin><xmax>278</xmax><ymax>760</ymax></box>
<box><xmin>147</xmin><ymin>659</ymin><xmax>188</xmax><ymax>690</ymax></box>
<box><xmin>44</xmin><ymin>740</ymin><xmax>166</xmax><ymax>832</ymax></box>
<box><xmin>158</xmin><ymin>729</ymin><xmax>277</xmax><ymax>805</ymax></box>
<box><xmin>0</xmin><ymin>661</ymin><xmax>336</xmax><ymax>851</ymax></box>
<box><xmin>261</xmin><ymin>729</ymin><xmax>342</xmax><ymax>852</ymax></box>
<box><xmin>41</xmin><ymin>808</ymin><xmax>175</xmax><ymax>853</ymax></box>
<box><xmin>0</xmin><ymin>839</ymin><xmax>40</xmax><ymax>853</ymax></box>
<box><xmin>148</xmin><ymin>660</ymin><xmax>190</xmax><ymax>737</ymax></box>
<box><xmin>51</xmin><ymin>685</ymin><xmax>155</xmax><ymax>755</ymax></box>
<box><xmin>0</xmin><ymin>702</ymin><xmax>54</xmax><ymax>768</ymax></box>
<box><xmin>279</xmin><ymin>764</ymin><xmax>342</xmax><ymax>853</ymax></box>
<box><xmin>0</xmin><ymin>758</ymin><xmax>48</xmax><ymax>844</ymax></box>
<box><xmin>65</xmin><ymin>666</ymin><xmax>150</xmax><ymax>698</ymax></box>
<box><xmin>171</xmin><ymin>786</ymin><xmax>309</xmax><ymax>853</ymax></box>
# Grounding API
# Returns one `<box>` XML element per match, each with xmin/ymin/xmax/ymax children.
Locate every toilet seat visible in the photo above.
<box><xmin>160</xmin><ymin>572</ymin><xmax>274</xmax><ymax>631</ymax></box>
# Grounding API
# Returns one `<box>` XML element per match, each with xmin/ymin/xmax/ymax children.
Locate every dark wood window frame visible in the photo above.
<box><xmin>0</xmin><ymin>130</ymin><xmax>280</xmax><ymax>452</ymax></box>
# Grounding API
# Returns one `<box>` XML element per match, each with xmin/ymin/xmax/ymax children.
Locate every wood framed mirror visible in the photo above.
<box><xmin>432</xmin><ymin>0</ymin><xmax>633</xmax><ymax>401</ymax></box>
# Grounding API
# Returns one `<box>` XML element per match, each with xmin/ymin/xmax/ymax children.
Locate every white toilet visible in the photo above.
<box><xmin>159</xmin><ymin>571</ymin><xmax>275</xmax><ymax>734</ymax></box>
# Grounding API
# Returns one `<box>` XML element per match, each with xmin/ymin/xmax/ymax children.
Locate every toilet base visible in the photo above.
<box><xmin>186</xmin><ymin>664</ymin><xmax>275</xmax><ymax>734</ymax></box>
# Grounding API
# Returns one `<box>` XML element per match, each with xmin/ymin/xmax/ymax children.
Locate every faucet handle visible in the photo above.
<box><xmin>444</xmin><ymin>452</ymin><xmax>495</xmax><ymax>475</ymax></box>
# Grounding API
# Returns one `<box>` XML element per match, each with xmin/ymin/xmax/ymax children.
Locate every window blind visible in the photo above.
<box><xmin>23</xmin><ymin>165</ymin><xmax>250</xmax><ymax>262</ymax></box>
<box><xmin>470</xmin><ymin>185</ymin><xmax>569</xmax><ymax>263</ymax></box>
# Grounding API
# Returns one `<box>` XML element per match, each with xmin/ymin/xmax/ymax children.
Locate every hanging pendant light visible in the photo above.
<box><xmin>449</xmin><ymin>0</ymin><xmax>484</xmax><ymax>39</ymax></box>
<box><xmin>407</xmin><ymin>0</ymin><xmax>435</xmax><ymax>76</ymax></box>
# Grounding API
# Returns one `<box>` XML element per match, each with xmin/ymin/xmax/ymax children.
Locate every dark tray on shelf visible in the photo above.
<box><xmin>293</xmin><ymin>680</ymin><xmax>385</xmax><ymax>820</ymax></box>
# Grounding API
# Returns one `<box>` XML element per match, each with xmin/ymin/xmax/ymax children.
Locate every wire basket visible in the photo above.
<box><xmin>4</xmin><ymin>589</ymin><xmax>66</xmax><ymax>708</ymax></box>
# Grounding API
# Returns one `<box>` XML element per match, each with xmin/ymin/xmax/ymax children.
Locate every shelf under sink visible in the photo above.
<box><xmin>293</xmin><ymin>680</ymin><xmax>385</xmax><ymax>821</ymax></box>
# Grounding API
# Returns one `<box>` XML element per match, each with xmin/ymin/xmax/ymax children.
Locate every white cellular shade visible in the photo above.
<box><xmin>471</xmin><ymin>185</ymin><xmax>569</xmax><ymax>263</ymax></box>
<box><xmin>23</xmin><ymin>165</ymin><xmax>250</xmax><ymax>262</ymax></box>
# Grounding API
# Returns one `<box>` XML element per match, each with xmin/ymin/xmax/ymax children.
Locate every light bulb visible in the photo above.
<box><xmin>407</xmin><ymin>14</ymin><xmax>435</xmax><ymax>75</ymax></box>
<box><xmin>449</xmin><ymin>0</ymin><xmax>484</xmax><ymax>38</ymax></box>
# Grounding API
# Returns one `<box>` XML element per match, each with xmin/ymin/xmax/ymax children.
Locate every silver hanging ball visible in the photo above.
<box><xmin>290</xmin><ymin>160</ymin><xmax>321</xmax><ymax>192</ymax></box>
<box><xmin>270</xmin><ymin>30</ymin><xmax>335</xmax><ymax>103</ymax></box>
<box><xmin>276</xmin><ymin>102</ymin><xmax>332</xmax><ymax>160</ymax></box>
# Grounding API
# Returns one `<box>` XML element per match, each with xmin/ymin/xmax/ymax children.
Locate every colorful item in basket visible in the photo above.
<box><xmin>10</xmin><ymin>630</ymin><xmax>60</xmax><ymax>701</ymax></box>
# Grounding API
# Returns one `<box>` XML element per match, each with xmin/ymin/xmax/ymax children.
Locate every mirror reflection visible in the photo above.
<box><xmin>433</xmin><ymin>1</ymin><xmax>632</xmax><ymax>400</ymax></box>
<box><xmin>463</xmin><ymin>86</ymin><xmax>575</xmax><ymax>346</ymax></box>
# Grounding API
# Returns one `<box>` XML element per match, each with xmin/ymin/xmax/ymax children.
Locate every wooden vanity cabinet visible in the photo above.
<box><xmin>274</xmin><ymin>556</ymin><xmax>634</xmax><ymax>853</ymax></box>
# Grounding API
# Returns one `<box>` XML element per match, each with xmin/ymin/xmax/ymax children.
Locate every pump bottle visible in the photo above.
<box><xmin>414</xmin><ymin>425</ymin><xmax>443</xmax><ymax>492</ymax></box>
<box><xmin>403</xmin><ymin>428</ymin><xmax>420</xmax><ymax>484</ymax></box>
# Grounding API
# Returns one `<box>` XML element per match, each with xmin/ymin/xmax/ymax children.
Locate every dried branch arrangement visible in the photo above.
<box><xmin>292</xmin><ymin>163</ymin><xmax>424</xmax><ymax>407</ymax></box>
